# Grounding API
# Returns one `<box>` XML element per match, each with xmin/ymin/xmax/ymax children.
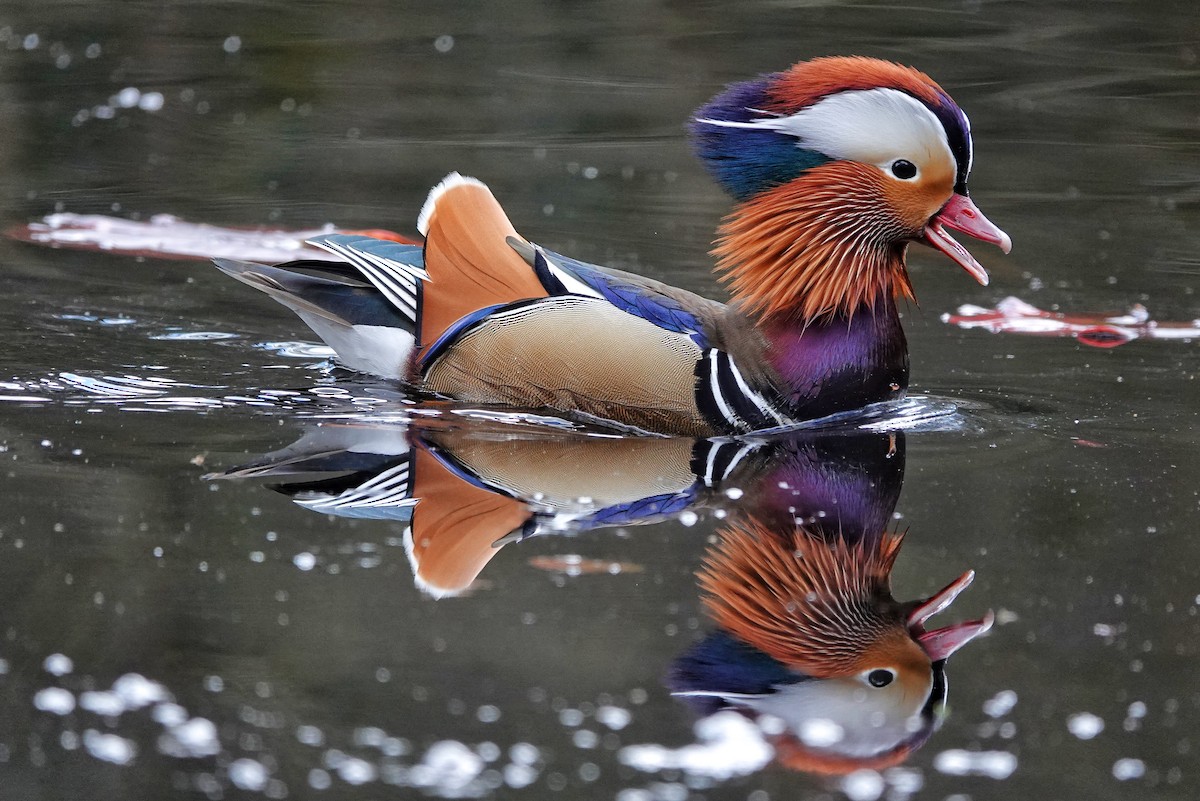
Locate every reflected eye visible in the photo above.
<box><xmin>890</xmin><ymin>159</ymin><xmax>918</xmax><ymax>180</ymax></box>
<box><xmin>867</xmin><ymin>669</ymin><xmax>895</xmax><ymax>688</ymax></box>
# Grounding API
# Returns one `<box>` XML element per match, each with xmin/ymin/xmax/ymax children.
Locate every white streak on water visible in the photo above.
<box><xmin>933</xmin><ymin>749</ymin><xmax>1018</xmax><ymax>779</ymax></box>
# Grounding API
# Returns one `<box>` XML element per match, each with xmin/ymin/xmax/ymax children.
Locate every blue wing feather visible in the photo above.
<box><xmin>577</xmin><ymin>488</ymin><xmax>698</xmax><ymax>528</ymax></box>
<box><xmin>667</xmin><ymin>630</ymin><xmax>803</xmax><ymax>716</ymax></box>
<box><xmin>536</xmin><ymin>247</ymin><xmax>710</xmax><ymax>348</ymax></box>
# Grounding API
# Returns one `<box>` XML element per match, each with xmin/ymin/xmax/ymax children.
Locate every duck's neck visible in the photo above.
<box><xmin>761</xmin><ymin>297</ymin><xmax>909</xmax><ymax>421</ymax></box>
<box><xmin>713</xmin><ymin>171</ymin><xmax>915</xmax><ymax>421</ymax></box>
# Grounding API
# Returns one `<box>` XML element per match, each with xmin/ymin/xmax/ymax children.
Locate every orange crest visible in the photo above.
<box><xmin>764</xmin><ymin>56</ymin><xmax>945</xmax><ymax>115</ymax></box>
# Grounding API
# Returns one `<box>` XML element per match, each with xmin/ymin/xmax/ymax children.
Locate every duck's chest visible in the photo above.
<box><xmin>762</xmin><ymin>301</ymin><xmax>909</xmax><ymax>421</ymax></box>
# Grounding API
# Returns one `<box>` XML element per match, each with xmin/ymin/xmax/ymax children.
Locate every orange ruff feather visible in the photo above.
<box><xmin>698</xmin><ymin>520</ymin><xmax>910</xmax><ymax>678</ymax></box>
<box><xmin>713</xmin><ymin>163</ymin><xmax>915</xmax><ymax>321</ymax></box>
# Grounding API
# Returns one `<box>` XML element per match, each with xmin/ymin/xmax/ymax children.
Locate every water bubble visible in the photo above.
<box><xmin>83</xmin><ymin>730</ymin><xmax>136</xmax><ymax>765</ymax></box>
<box><xmin>152</xmin><ymin>703</ymin><xmax>187</xmax><ymax>727</ymax></box>
<box><xmin>596</xmin><ymin>705</ymin><xmax>631</xmax><ymax>730</ymax></box>
<box><xmin>1068</xmin><ymin>712</ymin><xmax>1105</xmax><ymax>740</ymax></box>
<box><xmin>159</xmin><ymin>717</ymin><xmax>220</xmax><ymax>758</ymax></box>
<box><xmin>504</xmin><ymin>763</ymin><xmax>538</xmax><ymax>788</ymax></box>
<box><xmin>338</xmin><ymin>756</ymin><xmax>378</xmax><ymax>785</ymax></box>
<box><xmin>573</xmin><ymin>729</ymin><xmax>599</xmax><ymax>749</ymax></box>
<box><xmin>842</xmin><ymin>770</ymin><xmax>885</xmax><ymax>801</ymax></box>
<box><xmin>1113</xmin><ymin>758</ymin><xmax>1145</xmax><ymax>780</ymax></box>
<box><xmin>43</xmin><ymin>653</ymin><xmax>73</xmax><ymax>676</ymax></box>
<box><xmin>433</xmin><ymin>35</ymin><xmax>454</xmax><ymax>53</ymax></box>
<box><xmin>80</xmin><ymin>691</ymin><xmax>126</xmax><ymax>717</ymax></box>
<box><xmin>116</xmin><ymin>87</ymin><xmax>140</xmax><ymax>108</ymax></box>
<box><xmin>229</xmin><ymin>758</ymin><xmax>270</xmax><ymax>791</ymax></box>
<box><xmin>982</xmin><ymin>689</ymin><xmax>1018</xmax><ymax>718</ymax></box>
<box><xmin>138</xmin><ymin>92</ymin><xmax>164</xmax><ymax>112</ymax></box>
<box><xmin>509</xmin><ymin>743</ymin><xmax>540</xmax><ymax>765</ymax></box>
<box><xmin>223</xmin><ymin>35</ymin><xmax>241</xmax><ymax>53</ymax></box>
<box><xmin>933</xmin><ymin>749</ymin><xmax>1018</xmax><ymax>779</ymax></box>
<box><xmin>33</xmin><ymin>687</ymin><xmax>75</xmax><ymax>715</ymax></box>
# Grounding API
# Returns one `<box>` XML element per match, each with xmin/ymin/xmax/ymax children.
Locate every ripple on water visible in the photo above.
<box><xmin>150</xmin><ymin>331</ymin><xmax>241</xmax><ymax>341</ymax></box>
<box><xmin>256</xmin><ymin>340</ymin><xmax>337</xmax><ymax>358</ymax></box>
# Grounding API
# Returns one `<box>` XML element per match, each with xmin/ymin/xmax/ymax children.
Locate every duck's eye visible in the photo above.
<box><xmin>890</xmin><ymin>159</ymin><xmax>918</xmax><ymax>180</ymax></box>
<box><xmin>867</xmin><ymin>669</ymin><xmax>895</xmax><ymax>688</ymax></box>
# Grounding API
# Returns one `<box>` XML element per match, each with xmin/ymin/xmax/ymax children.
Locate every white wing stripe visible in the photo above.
<box><xmin>355</xmin><ymin>246</ymin><xmax>428</xmax><ymax>282</ymax></box>
<box><xmin>322</xmin><ymin>241</ymin><xmax>416</xmax><ymax>315</ymax></box>
<box><xmin>310</xmin><ymin>239</ymin><xmax>421</xmax><ymax>317</ymax></box>
<box><xmin>540</xmin><ymin>250</ymin><xmax>603</xmax><ymax>299</ymax></box>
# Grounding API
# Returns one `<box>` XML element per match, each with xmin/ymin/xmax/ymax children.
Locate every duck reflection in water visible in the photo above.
<box><xmin>214</xmin><ymin>421</ymin><xmax>992</xmax><ymax>774</ymax></box>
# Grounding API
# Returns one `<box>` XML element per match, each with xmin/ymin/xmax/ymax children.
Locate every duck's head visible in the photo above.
<box><xmin>675</xmin><ymin>522</ymin><xmax>993</xmax><ymax>773</ymax></box>
<box><xmin>691</xmin><ymin>56</ymin><xmax>1010</xmax><ymax>321</ymax></box>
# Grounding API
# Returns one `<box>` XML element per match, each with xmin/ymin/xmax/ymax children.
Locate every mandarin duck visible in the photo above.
<box><xmin>667</xmin><ymin>431</ymin><xmax>992</xmax><ymax>774</ymax></box>
<box><xmin>667</xmin><ymin>431</ymin><xmax>993</xmax><ymax>777</ymax></box>
<box><xmin>218</xmin><ymin>422</ymin><xmax>991</xmax><ymax>771</ymax></box>
<box><xmin>211</xmin><ymin>56</ymin><xmax>1009</xmax><ymax>436</ymax></box>
<box><xmin>671</xmin><ymin>522</ymin><xmax>992</xmax><ymax>774</ymax></box>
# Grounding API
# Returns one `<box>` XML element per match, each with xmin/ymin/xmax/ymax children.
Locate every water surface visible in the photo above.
<box><xmin>1</xmin><ymin>2</ymin><xmax>1198</xmax><ymax>799</ymax></box>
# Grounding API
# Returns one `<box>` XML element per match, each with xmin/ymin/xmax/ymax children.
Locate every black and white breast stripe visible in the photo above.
<box><xmin>695</xmin><ymin>349</ymin><xmax>790</xmax><ymax>433</ymax></box>
<box><xmin>693</xmin><ymin>439</ymin><xmax>758</xmax><ymax>487</ymax></box>
<box><xmin>308</xmin><ymin>237</ymin><xmax>425</xmax><ymax>323</ymax></box>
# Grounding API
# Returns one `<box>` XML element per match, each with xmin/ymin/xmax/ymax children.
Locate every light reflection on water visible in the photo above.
<box><xmin>0</xmin><ymin>1</ymin><xmax>1197</xmax><ymax>800</ymax></box>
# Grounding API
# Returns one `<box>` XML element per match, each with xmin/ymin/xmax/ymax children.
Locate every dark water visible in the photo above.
<box><xmin>1</xmin><ymin>1</ymin><xmax>1198</xmax><ymax>799</ymax></box>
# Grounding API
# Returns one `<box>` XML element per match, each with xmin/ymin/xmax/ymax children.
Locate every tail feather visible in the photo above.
<box><xmin>212</xmin><ymin>256</ymin><xmax>417</xmax><ymax>379</ymax></box>
<box><xmin>213</xmin><ymin>258</ymin><xmax>356</xmax><ymax>326</ymax></box>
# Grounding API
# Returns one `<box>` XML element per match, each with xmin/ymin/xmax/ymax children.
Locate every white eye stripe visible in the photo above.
<box><xmin>698</xmin><ymin>87</ymin><xmax>956</xmax><ymax>175</ymax></box>
<box><xmin>961</xmin><ymin>110</ymin><xmax>974</xmax><ymax>176</ymax></box>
